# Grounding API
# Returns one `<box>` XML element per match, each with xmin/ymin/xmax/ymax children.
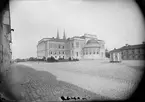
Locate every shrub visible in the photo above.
<box><xmin>47</xmin><ymin>56</ymin><xmax>57</xmax><ymax>62</ymax></box>
<box><xmin>73</xmin><ymin>58</ymin><xmax>79</xmax><ymax>61</ymax></box>
<box><xmin>76</xmin><ymin>59</ymin><xmax>79</xmax><ymax>61</ymax></box>
<box><xmin>69</xmin><ymin>57</ymin><xmax>71</xmax><ymax>61</ymax></box>
<box><xmin>58</xmin><ymin>58</ymin><xmax>64</xmax><ymax>60</ymax></box>
<box><xmin>42</xmin><ymin>56</ymin><xmax>46</xmax><ymax>61</ymax></box>
<box><xmin>47</xmin><ymin>57</ymin><xmax>51</xmax><ymax>62</ymax></box>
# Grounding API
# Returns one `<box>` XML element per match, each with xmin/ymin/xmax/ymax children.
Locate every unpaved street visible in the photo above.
<box><xmin>18</xmin><ymin>60</ymin><xmax>144</xmax><ymax>99</ymax></box>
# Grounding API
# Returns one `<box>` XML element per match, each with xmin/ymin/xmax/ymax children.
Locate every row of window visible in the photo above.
<box><xmin>83</xmin><ymin>51</ymin><xmax>99</xmax><ymax>55</ymax></box>
<box><xmin>122</xmin><ymin>55</ymin><xmax>144</xmax><ymax>60</ymax></box>
<box><xmin>50</xmin><ymin>51</ymin><xmax>65</xmax><ymax>55</ymax></box>
<box><xmin>84</xmin><ymin>48</ymin><xmax>100</xmax><ymax>52</ymax></box>
<box><xmin>71</xmin><ymin>42</ymin><xmax>83</xmax><ymax>48</ymax></box>
<box><xmin>122</xmin><ymin>49</ymin><xmax>144</xmax><ymax>55</ymax></box>
<box><xmin>49</xmin><ymin>43</ymin><xmax>65</xmax><ymax>49</ymax></box>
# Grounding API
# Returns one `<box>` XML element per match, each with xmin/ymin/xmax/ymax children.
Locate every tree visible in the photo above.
<box><xmin>105</xmin><ymin>49</ymin><xmax>110</xmax><ymax>58</ymax></box>
<box><xmin>69</xmin><ymin>57</ymin><xmax>71</xmax><ymax>61</ymax></box>
<box><xmin>42</xmin><ymin>56</ymin><xmax>46</xmax><ymax>61</ymax></box>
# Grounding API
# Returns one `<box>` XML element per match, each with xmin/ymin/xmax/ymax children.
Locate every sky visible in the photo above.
<box><xmin>10</xmin><ymin>0</ymin><xmax>145</xmax><ymax>59</ymax></box>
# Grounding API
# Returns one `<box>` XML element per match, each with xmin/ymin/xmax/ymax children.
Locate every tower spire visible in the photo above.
<box><xmin>56</xmin><ymin>29</ymin><xmax>60</xmax><ymax>39</ymax></box>
<box><xmin>63</xmin><ymin>29</ymin><xmax>66</xmax><ymax>40</ymax></box>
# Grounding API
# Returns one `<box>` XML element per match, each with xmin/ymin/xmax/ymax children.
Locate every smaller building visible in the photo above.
<box><xmin>109</xmin><ymin>42</ymin><xmax>145</xmax><ymax>61</ymax></box>
<box><xmin>109</xmin><ymin>48</ymin><xmax>122</xmax><ymax>62</ymax></box>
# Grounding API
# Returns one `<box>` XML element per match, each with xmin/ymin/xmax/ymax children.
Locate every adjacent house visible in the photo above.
<box><xmin>109</xmin><ymin>42</ymin><xmax>145</xmax><ymax>61</ymax></box>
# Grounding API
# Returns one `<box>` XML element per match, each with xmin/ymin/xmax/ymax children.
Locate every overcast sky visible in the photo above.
<box><xmin>10</xmin><ymin>0</ymin><xmax>145</xmax><ymax>59</ymax></box>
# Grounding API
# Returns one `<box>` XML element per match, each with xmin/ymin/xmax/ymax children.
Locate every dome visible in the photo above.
<box><xmin>86</xmin><ymin>39</ymin><xmax>99</xmax><ymax>45</ymax></box>
<box><xmin>85</xmin><ymin>39</ymin><xmax>100</xmax><ymax>48</ymax></box>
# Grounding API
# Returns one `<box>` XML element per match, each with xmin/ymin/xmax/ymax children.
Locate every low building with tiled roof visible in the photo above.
<box><xmin>109</xmin><ymin>42</ymin><xmax>145</xmax><ymax>60</ymax></box>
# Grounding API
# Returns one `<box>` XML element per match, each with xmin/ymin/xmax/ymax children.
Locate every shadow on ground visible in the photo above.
<box><xmin>1</xmin><ymin>63</ymin><xmax>109</xmax><ymax>102</ymax></box>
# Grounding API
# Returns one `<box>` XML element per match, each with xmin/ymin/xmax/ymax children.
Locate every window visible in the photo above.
<box><xmin>97</xmin><ymin>52</ymin><xmax>99</xmax><ymax>54</ymax></box>
<box><xmin>121</xmin><ymin>52</ymin><xmax>123</xmax><ymax>55</ymax></box>
<box><xmin>76</xmin><ymin>52</ymin><xmax>78</xmax><ymax>56</ymax></box>
<box><xmin>63</xmin><ymin>46</ymin><xmax>64</xmax><ymax>49</ymax></box>
<box><xmin>86</xmin><ymin>52</ymin><xmax>88</xmax><ymax>55</ymax></box>
<box><xmin>63</xmin><ymin>51</ymin><xmax>64</xmax><ymax>54</ymax></box>
<box><xmin>132</xmin><ymin>50</ymin><xmax>134</xmax><ymax>54</ymax></box>
<box><xmin>90</xmin><ymin>52</ymin><xmax>91</xmax><ymax>54</ymax></box>
<box><xmin>59</xmin><ymin>51</ymin><xmax>60</xmax><ymax>54</ymax></box>
<box><xmin>59</xmin><ymin>45</ymin><xmax>61</xmax><ymax>49</ymax></box>
<box><xmin>94</xmin><ymin>52</ymin><xmax>95</xmax><ymax>54</ymax></box>
<box><xmin>138</xmin><ymin>50</ymin><xmax>140</xmax><ymax>54</ymax></box>
<box><xmin>132</xmin><ymin>55</ymin><xmax>134</xmax><ymax>59</ymax></box>
<box><xmin>76</xmin><ymin>42</ymin><xmax>79</xmax><ymax>48</ymax></box>
<box><xmin>72</xmin><ymin>43</ymin><xmax>74</xmax><ymax>48</ymax></box>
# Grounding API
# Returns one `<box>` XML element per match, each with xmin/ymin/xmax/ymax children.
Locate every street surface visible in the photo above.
<box><xmin>5</xmin><ymin>63</ymin><xmax>105</xmax><ymax>102</ymax></box>
<box><xmin>18</xmin><ymin>59</ymin><xmax>144</xmax><ymax>100</ymax></box>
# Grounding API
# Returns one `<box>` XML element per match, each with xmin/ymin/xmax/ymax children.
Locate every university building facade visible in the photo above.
<box><xmin>37</xmin><ymin>31</ymin><xmax>105</xmax><ymax>60</ymax></box>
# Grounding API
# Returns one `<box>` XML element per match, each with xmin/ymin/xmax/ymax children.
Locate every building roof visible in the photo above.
<box><xmin>38</xmin><ymin>38</ymin><xmax>50</xmax><ymax>44</ymax></box>
<box><xmin>109</xmin><ymin>48</ymin><xmax>121</xmax><ymax>53</ymax></box>
<box><xmin>84</xmin><ymin>34</ymin><xmax>97</xmax><ymax>38</ymax></box>
<box><xmin>86</xmin><ymin>39</ymin><xmax>99</xmax><ymax>44</ymax></box>
<box><xmin>49</xmin><ymin>38</ymin><xmax>67</xmax><ymax>42</ymax></box>
<box><xmin>119</xmin><ymin>44</ymin><xmax>145</xmax><ymax>50</ymax></box>
<box><xmin>84</xmin><ymin>39</ymin><xmax>101</xmax><ymax>48</ymax></box>
<box><xmin>109</xmin><ymin>43</ymin><xmax>145</xmax><ymax>53</ymax></box>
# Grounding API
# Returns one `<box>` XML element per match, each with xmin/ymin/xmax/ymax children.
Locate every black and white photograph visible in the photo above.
<box><xmin>0</xmin><ymin>0</ymin><xmax>145</xmax><ymax>102</ymax></box>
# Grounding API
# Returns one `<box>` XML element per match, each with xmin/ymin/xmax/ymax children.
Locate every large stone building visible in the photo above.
<box><xmin>109</xmin><ymin>43</ymin><xmax>145</xmax><ymax>60</ymax></box>
<box><xmin>37</xmin><ymin>31</ymin><xmax>105</xmax><ymax>60</ymax></box>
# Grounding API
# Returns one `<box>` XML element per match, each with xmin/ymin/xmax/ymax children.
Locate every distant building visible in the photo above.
<box><xmin>37</xmin><ymin>31</ymin><xmax>105</xmax><ymax>60</ymax></box>
<box><xmin>109</xmin><ymin>42</ymin><xmax>145</xmax><ymax>60</ymax></box>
